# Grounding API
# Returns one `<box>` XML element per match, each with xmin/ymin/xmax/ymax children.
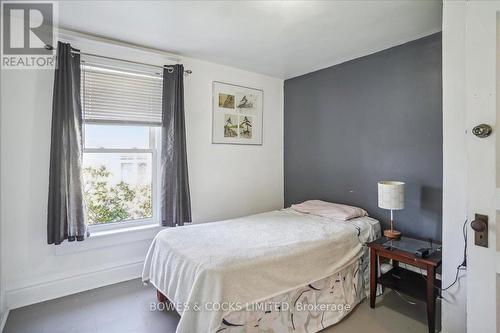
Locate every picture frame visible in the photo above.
<box><xmin>212</xmin><ymin>81</ymin><xmax>263</xmax><ymax>145</ymax></box>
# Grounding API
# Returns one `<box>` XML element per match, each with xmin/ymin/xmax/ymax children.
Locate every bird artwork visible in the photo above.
<box><xmin>219</xmin><ymin>93</ymin><xmax>235</xmax><ymax>109</ymax></box>
<box><xmin>224</xmin><ymin>115</ymin><xmax>238</xmax><ymax>137</ymax></box>
<box><xmin>237</xmin><ymin>95</ymin><xmax>254</xmax><ymax>109</ymax></box>
<box><xmin>214</xmin><ymin>82</ymin><xmax>262</xmax><ymax>144</ymax></box>
<box><xmin>239</xmin><ymin>116</ymin><xmax>252</xmax><ymax>139</ymax></box>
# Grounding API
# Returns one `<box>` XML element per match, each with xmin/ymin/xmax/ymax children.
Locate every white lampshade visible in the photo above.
<box><xmin>378</xmin><ymin>181</ymin><xmax>405</xmax><ymax>210</ymax></box>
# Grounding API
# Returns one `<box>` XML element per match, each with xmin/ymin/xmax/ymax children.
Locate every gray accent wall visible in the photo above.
<box><xmin>284</xmin><ymin>33</ymin><xmax>442</xmax><ymax>241</ymax></box>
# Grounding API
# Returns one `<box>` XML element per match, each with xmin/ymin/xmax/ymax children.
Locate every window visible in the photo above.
<box><xmin>81</xmin><ymin>60</ymin><xmax>162</xmax><ymax>230</ymax></box>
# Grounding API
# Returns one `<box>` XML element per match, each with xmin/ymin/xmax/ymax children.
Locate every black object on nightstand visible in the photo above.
<box><xmin>368</xmin><ymin>236</ymin><xmax>442</xmax><ymax>333</ymax></box>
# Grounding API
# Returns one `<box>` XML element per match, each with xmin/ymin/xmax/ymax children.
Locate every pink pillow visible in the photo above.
<box><xmin>291</xmin><ymin>200</ymin><xmax>368</xmax><ymax>221</ymax></box>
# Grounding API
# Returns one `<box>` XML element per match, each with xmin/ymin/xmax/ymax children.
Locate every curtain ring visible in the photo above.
<box><xmin>164</xmin><ymin>65</ymin><xmax>174</xmax><ymax>74</ymax></box>
<box><xmin>167</xmin><ymin>68</ymin><xmax>174</xmax><ymax>74</ymax></box>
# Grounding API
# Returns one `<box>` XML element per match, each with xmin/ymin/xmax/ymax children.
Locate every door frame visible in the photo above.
<box><xmin>443</xmin><ymin>1</ymin><xmax>498</xmax><ymax>333</ymax></box>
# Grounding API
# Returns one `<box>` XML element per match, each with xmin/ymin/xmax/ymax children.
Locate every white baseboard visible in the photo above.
<box><xmin>6</xmin><ymin>260</ymin><xmax>144</xmax><ymax>310</ymax></box>
<box><xmin>0</xmin><ymin>309</ymin><xmax>9</xmax><ymax>333</ymax></box>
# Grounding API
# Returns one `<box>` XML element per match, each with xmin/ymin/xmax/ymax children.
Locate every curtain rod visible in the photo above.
<box><xmin>58</xmin><ymin>27</ymin><xmax>181</xmax><ymax>62</ymax></box>
<box><xmin>44</xmin><ymin>44</ymin><xmax>192</xmax><ymax>75</ymax></box>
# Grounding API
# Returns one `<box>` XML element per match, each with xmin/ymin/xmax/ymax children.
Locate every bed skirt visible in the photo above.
<box><xmin>215</xmin><ymin>248</ymin><xmax>370</xmax><ymax>333</ymax></box>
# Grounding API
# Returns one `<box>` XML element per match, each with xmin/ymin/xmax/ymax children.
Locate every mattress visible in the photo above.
<box><xmin>142</xmin><ymin>208</ymin><xmax>380</xmax><ymax>333</ymax></box>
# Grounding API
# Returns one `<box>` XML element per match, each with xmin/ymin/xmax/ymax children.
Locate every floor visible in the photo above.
<box><xmin>4</xmin><ymin>279</ymin><xmax>440</xmax><ymax>333</ymax></box>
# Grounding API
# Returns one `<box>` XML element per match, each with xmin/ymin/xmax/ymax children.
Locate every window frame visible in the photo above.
<box><xmin>83</xmin><ymin>125</ymin><xmax>161</xmax><ymax>233</ymax></box>
<box><xmin>80</xmin><ymin>60</ymin><xmax>163</xmax><ymax>233</ymax></box>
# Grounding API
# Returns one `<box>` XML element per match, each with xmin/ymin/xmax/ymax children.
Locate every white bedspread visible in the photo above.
<box><xmin>142</xmin><ymin>209</ymin><xmax>379</xmax><ymax>333</ymax></box>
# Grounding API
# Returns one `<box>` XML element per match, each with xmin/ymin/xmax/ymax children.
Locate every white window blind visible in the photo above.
<box><xmin>81</xmin><ymin>62</ymin><xmax>163</xmax><ymax>126</ymax></box>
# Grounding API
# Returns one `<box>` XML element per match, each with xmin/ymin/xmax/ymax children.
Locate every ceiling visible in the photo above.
<box><xmin>59</xmin><ymin>1</ymin><xmax>442</xmax><ymax>79</ymax></box>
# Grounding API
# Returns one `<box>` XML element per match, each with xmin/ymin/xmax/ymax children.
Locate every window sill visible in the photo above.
<box><xmin>55</xmin><ymin>223</ymin><xmax>162</xmax><ymax>256</ymax></box>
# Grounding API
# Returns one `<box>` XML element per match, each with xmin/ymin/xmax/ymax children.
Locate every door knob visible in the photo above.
<box><xmin>472</xmin><ymin>124</ymin><xmax>492</xmax><ymax>138</ymax></box>
<box><xmin>471</xmin><ymin>219</ymin><xmax>486</xmax><ymax>232</ymax></box>
<box><xmin>471</xmin><ymin>214</ymin><xmax>488</xmax><ymax>247</ymax></box>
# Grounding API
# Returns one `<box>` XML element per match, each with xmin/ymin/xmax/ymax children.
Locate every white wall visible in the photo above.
<box><xmin>0</xmin><ymin>33</ymin><xmax>283</xmax><ymax>310</ymax></box>
<box><xmin>442</xmin><ymin>1</ymin><xmax>467</xmax><ymax>332</ymax></box>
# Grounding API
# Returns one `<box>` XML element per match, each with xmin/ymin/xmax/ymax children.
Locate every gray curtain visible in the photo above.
<box><xmin>47</xmin><ymin>42</ymin><xmax>86</xmax><ymax>244</ymax></box>
<box><xmin>161</xmin><ymin>64</ymin><xmax>192</xmax><ymax>227</ymax></box>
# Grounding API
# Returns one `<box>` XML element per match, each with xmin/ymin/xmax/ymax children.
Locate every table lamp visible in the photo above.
<box><xmin>378</xmin><ymin>181</ymin><xmax>405</xmax><ymax>239</ymax></box>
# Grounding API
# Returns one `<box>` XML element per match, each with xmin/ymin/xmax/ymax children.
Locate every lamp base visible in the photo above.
<box><xmin>384</xmin><ymin>229</ymin><xmax>402</xmax><ymax>239</ymax></box>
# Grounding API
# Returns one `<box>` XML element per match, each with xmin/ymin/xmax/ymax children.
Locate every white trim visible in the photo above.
<box><xmin>5</xmin><ymin>260</ymin><xmax>144</xmax><ymax>310</ymax></box>
<box><xmin>0</xmin><ymin>309</ymin><xmax>9</xmax><ymax>333</ymax></box>
<box><xmin>84</xmin><ymin>148</ymin><xmax>154</xmax><ymax>154</ymax></box>
<box><xmin>58</xmin><ymin>27</ymin><xmax>180</xmax><ymax>63</ymax></box>
<box><xmin>496</xmin><ymin>187</ymin><xmax>500</xmax><ymax>211</ymax></box>
<box><xmin>497</xmin><ymin>251</ymin><xmax>500</xmax><ymax>274</ymax></box>
<box><xmin>88</xmin><ymin>218</ymin><xmax>156</xmax><ymax>233</ymax></box>
<box><xmin>55</xmin><ymin>224</ymin><xmax>161</xmax><ymax>256</ymax></box>
<box><xmin>442</xmin><ymin>2</ymin><xmax>468</xmax><ymax>332</ymax></box>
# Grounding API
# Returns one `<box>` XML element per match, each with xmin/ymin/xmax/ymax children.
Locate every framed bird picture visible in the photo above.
<box><xmin>212</xmin><ymin>81</ymin><xmax>263</xmax><ymax>145</ymax></box>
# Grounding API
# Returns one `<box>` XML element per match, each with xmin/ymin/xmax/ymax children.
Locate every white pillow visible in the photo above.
<box><xmin>291</xmin><ymin>200</ymin><xmax>368</xmax><ymax>221</ymax></box>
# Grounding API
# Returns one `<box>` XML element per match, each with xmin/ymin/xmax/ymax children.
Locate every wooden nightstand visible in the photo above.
<box><xmin>368</xmin><ymin>237</ymin><xmax>442</xmax><ymax>333</ymax></box>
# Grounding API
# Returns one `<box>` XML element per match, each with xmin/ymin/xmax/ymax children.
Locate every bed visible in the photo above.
<box><xmin>142</xmin><ymin>208</ymin><xmax>380</xmax><ymax>333</ymax></box>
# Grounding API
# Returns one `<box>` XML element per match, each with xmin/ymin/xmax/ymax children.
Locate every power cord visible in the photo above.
<box><xmin>394</xmin><ymin>219</ymin><xmax>467</xmax><ymax>305</ymax></box>
<box><xmin>437</xmin><ymin>219</ymin><xmax>467</xmax><ymax>292</ymax></box>
<box><xmin>394</xmin><ymin>290</ymin><xmax>417</xmax><ymax>305</ymax></box>
<box><xmin>417</xmin><ymin>219</ymin><xmax>468</xmax><ymax>293</ymax></box>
